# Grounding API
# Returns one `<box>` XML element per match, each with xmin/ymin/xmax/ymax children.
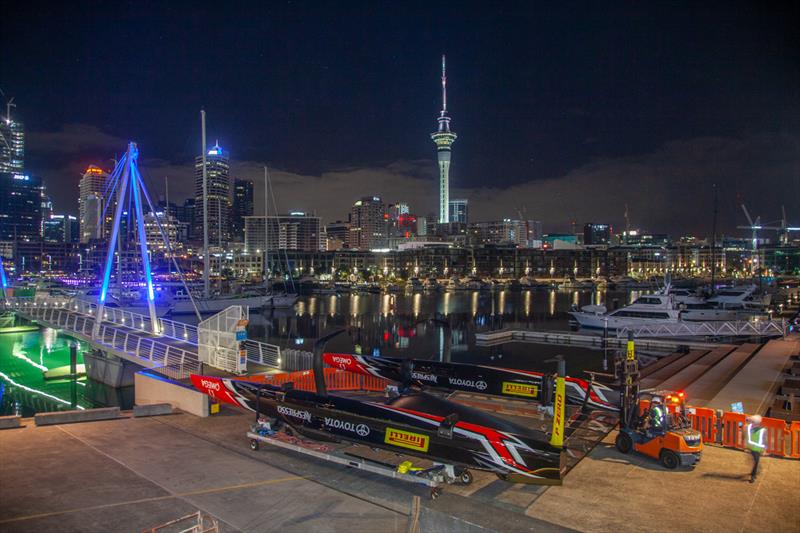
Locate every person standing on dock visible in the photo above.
<box><xmin>745</xmin><ymin>415</ymin><xmax>766</xmax><ymax>483</ymax></box>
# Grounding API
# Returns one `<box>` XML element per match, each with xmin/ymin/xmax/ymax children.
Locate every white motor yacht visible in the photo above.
<box><xmin>569</xmin><ymin>293</ymin><xmax>682</xmax><ymax>330</ymax></box>
<box><xmin>77</xmin><ymin>288</ymin><xmax>174</xmax><ymax>317</ymax></box>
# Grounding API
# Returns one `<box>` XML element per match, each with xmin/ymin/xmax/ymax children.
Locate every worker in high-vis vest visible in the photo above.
<box><xmin>745</xmin><ymin>415</ymin><xmax>766</xmax><ymax>483</ymax></box>
<box><xmin>648</xmin><ymin>398</ymin><xmax>666</xmax><ymax>434</ymax></box>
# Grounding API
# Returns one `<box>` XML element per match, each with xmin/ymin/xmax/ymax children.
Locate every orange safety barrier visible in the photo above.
<box><xmin>259</xmin><ymin>368</ymin><xmax>389</xmax><ymax>393</ymax></box>
<box><xmin>790</xmin><ymin>422</ymin><xmax>800</xmax><ymax>459</ymax></box>
<box><xmin>689</xmin><ymin>407</ymin><xmax>716</xmax><ymax>443</ymax></box>
<box><xmin>761</xmin><ymin>417</ymin><xmax>790</xmax><ymax>457</ymax></box>
<box><xmin>720</xmin><ymin>411</ymin><xmax>747</xmax><ymax>450</ymax></box>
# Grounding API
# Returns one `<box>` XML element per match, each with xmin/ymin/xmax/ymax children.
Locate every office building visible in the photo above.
<box><xmin>78</xmin><ymin>165</ymin><xmax>112</xmax><ymax>243</ymax></box>
<box><xmin>194</xmin><ymin>142</ymin><xmax>231</xmax><ymax>247</ymax></box>
<box><xmin>244</xmin><ymin>213</ymin><xmax>323</xmax><ymax>253</ymax></box>
<box><xmin>232</xmin><ymin>179</ymin><xmax>254</xmax><ymax>241</ymax></box>
<box><xmin>430</xmin><ymin>55</ymin><xmax>457</xmax><ymax>223</ymax></box>
<box><xmin>44</xmin><ymin>214</ymin><xmax>79</xmax><ymax>244</ymax></box>
<box><xmin>469</xmin><ymin>219</ymin><xmax>542</xmax><ymax>248</ymax></box>
<box><xmin>449</xmin><ymin>199</ymin><xmax>468</xmax><ymax>224</ymax></box>
<box><xmin>584</xmin><ymin>223</ymin><xmax>611</xmax><ymax>246</ymax></box>
<box><xmin>325</xmin><ymin>220</ymin><xmax>350</xmax><ymax>250</ymax></box>
<box><xmin>0</xmin><ymin>105</ymin><xmax>24</xmax><ymax>173</ymax></box>
<box><xmin>0</xmin><ymin>172</ymin><xmax>43</xmax><ymax>241</ymax></box>
<box><xmin>349</xmin><ymin>196</ymin><xmax>387</xmax><ymax>250</ymax></box>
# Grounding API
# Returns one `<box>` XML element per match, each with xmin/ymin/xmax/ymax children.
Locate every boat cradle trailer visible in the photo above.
<box><xmin>246</xmin><ymin>388</ymin><xmax>469</xmax><ymax>499</ymax></box>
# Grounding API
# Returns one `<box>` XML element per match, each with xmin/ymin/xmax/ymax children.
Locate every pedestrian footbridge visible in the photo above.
<box><xmin>1</xmin><ymin>297</ymin><xmax>282</xmax><ymax>379</ymax></box>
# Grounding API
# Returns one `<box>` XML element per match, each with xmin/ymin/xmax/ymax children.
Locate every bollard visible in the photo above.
<box><xmin>70</xmin><ymin>342</ymin><xmax>78</xmax><ymax>376</ymax></box>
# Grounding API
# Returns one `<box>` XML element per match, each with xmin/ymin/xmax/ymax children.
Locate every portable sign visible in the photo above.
<box><xmin>730</xmin><ymin>402</ymin><xmax>744</xmax><ymax>414</ymax></box>
<box><xmin>236</xmin><ymin>329</ymin><xmax>247</xmax><ymax>341</ymax></box>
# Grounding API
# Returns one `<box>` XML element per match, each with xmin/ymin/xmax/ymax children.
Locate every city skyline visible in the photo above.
<box><xmin>1</xmin><ymin>2</ymin><xmax>798</xmax><ymax>236</ymax></box>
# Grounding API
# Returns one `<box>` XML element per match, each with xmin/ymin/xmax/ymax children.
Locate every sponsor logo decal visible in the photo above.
<box><xmin>384</xmin><ymin>427</ymin><xmax>430</xmax><ymax>452</ymax></box>
<box><xmin>448</xmin><ymin>377</ymin><xmax>488</xmax><ymax>390</ymax></box>
<box><xmin>277</xmin><ymin>405</ymin><xmax>312</xmax><ymax>422</ymax></box>
<box><xmin>200</xmin><ymin>379</ymin><xmax>220</xmax><ymax>392</ymax></box>
<box><xmin>331</xmin><ymin>355</ymin><xmax>353</xmax><ymax>366</ymax></box>
<box><xmin>411</xmin><ymin>371</ymin><xmax>438</xmax><ymax>383</ymax></box>
<box><xmin>501</xmin><ymin>381</ymin><xmax>538</xmax><ymax>398</ymax></box>
<box><xmin>324</xmin><ymin>417</ymin><xmax>371</xmax><ymax>436</ymax></box>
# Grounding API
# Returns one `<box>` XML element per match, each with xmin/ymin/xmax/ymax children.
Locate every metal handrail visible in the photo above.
<box><xmin>616</xmin><ymin>319</ymin><xmax>787</xmax><ymax>338</ymax></box>
<box><xmin>4</xmin><ymin>297</ymin><xmax>283</xmax><ymax>370</ymax></box>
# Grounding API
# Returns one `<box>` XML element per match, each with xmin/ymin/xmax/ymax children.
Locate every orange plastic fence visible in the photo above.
<box><xmin>690</xmin><ymin>407</ymin><xmax>716</xmax><ymax>442</ymax></box>
<box><xmin>720</xmin><ymin>411</ymin><xmax>747</xmax><ymax>450</ymax></box>
<box><xmin>790</xmin><ymin>422</ymin><xmax>800</xmax><ymax>459</ymax></box>
<box><xmin>258</xmin><ymin>368</ymin><xmax>388</xmax><ymax>393</ymax></box>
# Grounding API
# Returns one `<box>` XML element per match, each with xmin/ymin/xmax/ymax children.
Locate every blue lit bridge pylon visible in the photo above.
<box><xmin>92</xmin><ymin>142</ymin><xmax>160</xmax><ymax>337</ymax></box>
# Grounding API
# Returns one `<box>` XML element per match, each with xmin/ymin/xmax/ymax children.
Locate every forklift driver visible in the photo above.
<box><xmin>647</xmin><ymin>397</ymin><xmax>667</xmax><ymax>435</ymax></box>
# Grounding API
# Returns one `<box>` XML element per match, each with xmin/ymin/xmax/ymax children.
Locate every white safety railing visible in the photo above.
<box><xmin>616</xmin><ymin>319</ymin><xmax>787</xmax><ymax>339</ymax></box>
<box><xmin>3</xmin><ymin>299</ymin><xmax>200</xmax><ymax>379</ymax></box>
<box><xmin>3</xmin><ymin>296</ymin><xmax>284</xmax><ymax>370</ymax></box>
<box><xmin>242</xmin><ymin>339</ymin><xmax>282</xmax><ymax>368</ymax></box>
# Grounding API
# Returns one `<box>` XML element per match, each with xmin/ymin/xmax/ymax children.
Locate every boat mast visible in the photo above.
<box><xmin>264</xmin><ymin>165</ymin><xmax>269</xmax><ymax>290</ymax></box>
<box><xmin>201</xmin><ymin>110</ymin><xmax>210</xmax><ymax>298</ymax></box>
<box><xmin>710</xmin><ymin>183</ymin><xmax>718</xmax><ymax>295</ymax></box>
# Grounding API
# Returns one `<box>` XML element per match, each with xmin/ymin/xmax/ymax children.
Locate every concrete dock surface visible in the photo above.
<box><xmin>1</xmin><ymin>410</ymin><xmax>798</xmax><ymax>532</ymax></box>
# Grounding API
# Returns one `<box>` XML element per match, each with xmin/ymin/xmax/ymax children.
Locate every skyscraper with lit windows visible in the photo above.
<box><xmin>194</xmin><ymin>142</ymin><xmax>231</xmax><ymax>247</ymax></box>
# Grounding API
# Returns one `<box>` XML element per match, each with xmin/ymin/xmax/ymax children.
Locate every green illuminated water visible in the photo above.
<box><xmin>0</xmin><ymin>322</ymin><xmax>135</xmax><ymax>416</ymax></box>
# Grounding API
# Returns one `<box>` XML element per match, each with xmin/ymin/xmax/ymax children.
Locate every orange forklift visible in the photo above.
<box><xmin>613</xmin><ymin>334</ymin><xmax>703</xmax><ymax>469</ymax></box>
<box><xmin>615</xmin><ymin>390</ymin><xmax>703</xmax><ymax>469</ymax></box>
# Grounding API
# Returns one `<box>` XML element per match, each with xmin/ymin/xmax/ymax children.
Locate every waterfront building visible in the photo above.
<box><xmin>0</xmin><ymin>172</ymin><xmax>43</xmax><ymax>241</ymax></box>
<box><xmin>449</xmin><ymin>199</ymin><xmax>468</xmax><ymax>224</ymax></box>
<box><xmin>349</xmin><ymin>196</ymin><xmax>387</xmax><ymax>250</ymax></box>
<box><xmin>44</xmin><ymin>214</ymin><xmax>79</xmax><ymax>244</ymax></box>
<box><xmin>469</xmin><ymin>219</ymin><xmax>541</xmax><ymax>248</ymax></box>
<box><xmin>0</xmin><ymin>105</ymin><xmax>24</xmax><ymax>173</ymax></box>
<box><xmin>78</xmin><ymin>165</ymin><xmax>112</xmax><ymax>243</ymax></box>
<box><xmin>325</xmin><ymin>220</ymin><xmax>350</xmax><ymax>250</ymax></box>
<box><xmin>232</xmin><ymin>179</ymin><xmax>254</xmax><ymax>241</ymax></box>
<box><xmin>143</xmin><ymin>212</ymin><xmax>179</xmax><ymax>250</ymax></box>
<box><xmin>244</xmin><ymin>213</ymin><xmax>323</xmax><ymax>253</ymax></box>
<box><xmin>194</xmin><ymin>142</ymin><xmax>231</xmax><ymax>247</ymax></box>
<box><xmin>583</xmin><ymin>223</ymin><xmax>611</xmax><ymax>246</ymax></box>
<box><xmin>431</xmin><ymin>55</ymin><xmax>457</xmax><ymax>224</ymax></box>
<box><xmin>175</xmin><ymin>198</ymin><xmax>195</xmax><ymax>241</ymax></box>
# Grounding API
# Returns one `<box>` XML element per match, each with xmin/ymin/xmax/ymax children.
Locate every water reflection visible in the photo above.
<box><xmin>249</xmin><ymin>288</ymin><xmax>660</xmax><ymax>374</ymax></box>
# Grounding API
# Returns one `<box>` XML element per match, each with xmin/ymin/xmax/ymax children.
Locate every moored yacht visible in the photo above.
<box><xmin>569</xmin><ymin>293</ymin><xmax>682</xmax><ymax>330</ymax></box>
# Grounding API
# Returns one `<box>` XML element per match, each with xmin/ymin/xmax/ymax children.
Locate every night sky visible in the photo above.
<box><xmin>1</xmin><ymin>1</ymin><xmax>798</xmax><ymax>235</ymax></box>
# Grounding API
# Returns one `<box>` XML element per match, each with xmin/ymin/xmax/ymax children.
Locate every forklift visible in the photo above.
<box><xmin>614</xmin><ymin>335</ymin><xmax>703</xmax><ymax>469</ymax></box>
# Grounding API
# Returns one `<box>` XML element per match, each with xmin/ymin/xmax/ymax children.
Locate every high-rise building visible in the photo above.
<box><xmin>194</xmin><ymin>142</ymin><xmax>231</xmax><ymax>247</ymax></box>
<box><xmin>431</xmin><ymin>55</ymin><xmax>457</xmax><ymax>224</ymax></box>
<box><xmin>44</xmin><ymin>214</ymin><xmax>79</xmax><ymax>244</ymax></box>
<box><xmin>325</xmin><ymin>220</ymin><xmax>350</xmax><ymax>249</ymax></box>
<box><xmin>0</xmin><ymin>172</ymin><xmax>42</xmax><ymax>241</ymax></box>
<box><xmin>0</xmin><ymin>102</ymin><xmax>24</xmax><ymax>173</ymax></box>
<box><xmin>78</xmin><ymin>165</ymin><xmax>112</xmax><ymax>243</ymax></box>
<box><xmin>583</xmin><ymin>223</ymin><xmax>611</xmax><ymax>246</ymax></box>
<box><xmin>449</xmin><ymin>199</ymin><xmax>468</xmax><ymax>224</ymax></box>
<box><xmin>143</xmin><ymin>212</ymin><xmax>180</xmax><ymax>250</ymax></box>
<box><xmin>244</xmin><ymin>213</ymin><xmax>323</xmax><ymax>253</ymax></box>
<box><xmin>175</xmin><ymin>198</ymin><xmax>195</xmax><ymax>241</ymax></box>
<box><xmin>349</xmin><ymin>196</ymin><xmax>387</xmax><ymax>250</ymax></box>
<box><xmin>469</xmin><ymin>219</ymin><xmax>542</xmax><ymax>248</ymax></box>
<box><xmin>232</xmin><ymin>179</ymin><xmax>254</xmax><ymax>241</ymax></box>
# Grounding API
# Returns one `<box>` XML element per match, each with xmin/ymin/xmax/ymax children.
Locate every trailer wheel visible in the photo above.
<box><xmin>615</xmin><ymin>433</ymin><xmax>633</xmax><ymax>454</ymax></box>
<box><xmin>458</xmin><ymin>470</ymin><xmax>473</xmax><ymax>485</ymax></box>
<box><xmin>249</xmin><ymin>439</ymin><xmax>259</xmax><ymax>451</ymax></box>
<box><xmin>660</xmin><ymin>450</ymin><xmax>680</xmax><ymax>470</ymax></box>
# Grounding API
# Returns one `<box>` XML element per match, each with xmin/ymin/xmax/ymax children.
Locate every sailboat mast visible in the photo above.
<box><xmin>201</xmin><ymin>110</ymin><xmax>210</xmax><ymax>298</ymax></box>
<box><xmin>710</xmin><ymin>183</ymin><xmax>718</xmax><ymax>294</ymax></box>
<box><xmin>264</xmin><ymin>165</ymin><xmax>269</xmax><ymax>288</ymax></box>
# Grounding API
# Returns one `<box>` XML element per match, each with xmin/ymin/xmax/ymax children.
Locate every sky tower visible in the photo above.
<box><xmin>431</xmin><ymin>54</ymin><xmax>457</xmax><ymax>224</ymax></box>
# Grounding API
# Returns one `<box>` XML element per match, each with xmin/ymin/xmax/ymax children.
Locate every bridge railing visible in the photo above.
<box><xmin>242</xmin><ymin>339</ymin><xmax>281</xmax><ymax>369</ymax></box>
<box><xmin>3</xmin><ymin>299</ymin><xmax>200</xmax><ymax>379</ymax></box>
<box><xmin>616</xmin><ymin>319</ymin><xmax>786</xmax><ymax>339</ymax></box>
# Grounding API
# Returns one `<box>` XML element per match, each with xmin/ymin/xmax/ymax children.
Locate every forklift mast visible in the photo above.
<box><xmin>616</xmin><ymin>332</ymin><xmax>640</xmax><ymax>429</ymax></box>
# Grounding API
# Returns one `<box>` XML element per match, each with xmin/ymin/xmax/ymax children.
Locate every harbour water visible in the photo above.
<box><xmin>247</xmin><ymin>288</ymin><xmax>660</xmax><ymax>374</ymax></box>
<box><xmin>0</xmin><ymin>327</ymin><xmax>133</xmax><ymax>416</ymax></box>
<box><xmin>0</xmin><ymin>288</ymin><xmax>658</xmax><ymax>415</ymax></box>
